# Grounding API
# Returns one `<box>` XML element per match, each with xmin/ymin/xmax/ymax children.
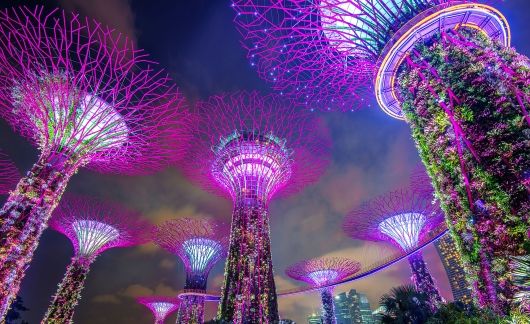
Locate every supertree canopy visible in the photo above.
<box><xmin>344</xmin><ymin>188</ymin><xmax>446</xmax><ymax>309</ymax></box>
<box><xmin>410</xmin><ymin>164</ymin><xmax>435</xmax><ymax>198</ymax></box>
<box><xmin>233</xmin><ymin>1</ymin><xmax>529</xmax><ymax>314</ymax></box>
<box><xmin>154</xmin><ymin>217</ymin><xmax>229</xmax><ymax>323</ymax></box>
<box><xmin>137</xmin><ymin>296</ymin><xmax>180</xmax><ymax>324</ymax></box>
<box><xmin>0</xmin><ymin>151</ymin><xmax>19</xmax><ymax>195</ymax></box>
<box><xmin>286</xmin><ymin>257</ymin><xmax>361</xmax><ymax>324</ymax></box>
<box><xmin>42</xmin><ymin>196</ymin><xmax>150</xmax><ymax>323</ymax></box>
<box><xmin>183</xmin><ymin>91</ymin><xmax>330</xmax><ymax>323</ymax></box>
<box><xmin>0</xmin><ymin>6</ymin><xmax>190</xmax><ymax>316</ymax></box>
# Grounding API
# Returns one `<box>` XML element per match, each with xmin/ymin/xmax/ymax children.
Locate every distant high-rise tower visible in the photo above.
<box><xmin>371</xmin><ymin>306</ymin><xmax>385</xmax><ymax>324</ymax></box>
<box><xmin>435</xmin><ymin>234</ymin><xmax>473</xmax><ymax>305</ymax></box>
<box><xmin>334</xmin><ymin>289</ymin><xmax>374</xmax><ymax>324</ymax></box>
<box><xmin>307</xmin><ymin>313</ymin><xmax>322</xmax><ymax>324</ymax></box>
<box><xmin>358</xmin><ymin>295</ymin><xmax>374</xmax><ymax>324</ymax></box>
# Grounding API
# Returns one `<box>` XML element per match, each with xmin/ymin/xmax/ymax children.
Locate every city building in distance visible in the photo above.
<box><xmin>435</xmin><ymin>234</ymin><xmax>474</xmax><ymax>305</ymax></box>
<box><xmin>334</xmin><ymin>289</ymin><xmax>375</xmax><ymax>324</ymax></box>
<box><xmin>307</xmin><ymin>312</ymin><xmax>322</xmax><ymax>324</ymax></box>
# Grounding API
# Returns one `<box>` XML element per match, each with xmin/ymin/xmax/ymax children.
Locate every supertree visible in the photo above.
<box><xmin>286</xmin><ymin>257</ymin><xmax>361</xmax><ymax>324</ymax></box>
<box><xmin>182</xmin><ymin>91</ymin><xmax>330</xmax><ymax>323</ymax></box>
<box><xmin>232</xmin><ymin>0</ymin><xmax>529</xmax><ymax>313</ymax></box>
<box><xmin>344</xmin><ymin>188</ymin><xmax>446</xmax><ymax>310</ymax></box>
<box><xmin>42</xmin><ymin>196</ymin><xmax>150</xmax><ymax>323</ymax></box>
<box><xmin>153</xmin><ymin>218</ymin><xmax>229</xmax><ymax>324</ymax></box>
<box><xmin>137</xmin><ymin>296</ymin><xmax>180</xmax><ymax>324</ymax></box>
<box><xmin>0</xmin><ymin>6</ymin><xmax>190</xmax><ymax>316</ymax></box>
<box><xmin>0</xmin><ymin>151</ymin><xmax>19</xmax><ymax>195</ymax></box>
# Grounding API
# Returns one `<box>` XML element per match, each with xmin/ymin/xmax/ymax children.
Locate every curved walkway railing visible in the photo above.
<box><xmin>178</xmin><ymin>228</ymin><xmax>449</xmax><ymax>301</ymax></box>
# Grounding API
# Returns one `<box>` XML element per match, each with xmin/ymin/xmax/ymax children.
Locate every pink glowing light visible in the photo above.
<box><xmin>137</xmin><ymin>296</ymin><xmax>180</xmax><ymax>324</ymax></box>
<box><xmin>0</xmin><ymin>6</ymin><xmax>190</xmax><ymax>315</ymax></box>
<box><xmin>184</xmin><ymin>91</ymin><xmax>330</xmax><ymax>204</ymax></box>
<box><xmin>153</xmin><ymin>218</ymin><xmax>229</xmax><ymax>281</ymax></box>
<box><xmin>286</xmin><ymin>257</ymin><xmax>361</xmax><ymax>288</ymax></box>
<box><xmin>344</xmin><ymin>188</ymin><xmax>445</xmax><ymax>252</ymax></box>
<box><xmin>231</xmin><ymin>1</ymin><xmax>508</xmax><ymax>116</ymax></box>
<box><xmin>49</xmin><ymin>196</ymin><xmax>150</xmax><ymax>259</ymax></box>
<box><xmin>0</xmin><ymin>6</ymin><xmax>192</xmax><ymax>174</ymax></box>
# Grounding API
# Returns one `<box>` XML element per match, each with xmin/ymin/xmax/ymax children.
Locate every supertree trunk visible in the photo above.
<box><xmin>180</xmin><ymin>273</ymin><xmax>208</xmax><ymax>323</ymax></box>
<box><xmin>320</xmin><ymin>288</ymin><xmax>336</xmax><ymax>324</ymax></box>
<box><xmin>218</xmin><ymin>202</ymin><xmax>279</xmax><ymax>323</ymax></box>
<box><xmin>398</xmin><ymin>28</ymin><xmax>530</xmax><ymax>314</ymax></box>
<box><xmin>42</xmin><ymin>256</ymin><xmax>91</xmax><ymax>323</ymax></box>
<box><xmin>177</xmin><ymin>295</ymin><xmax>205</xmax><ymax>324</ymax></box>
<box><xmin>0</xmin><ymin>150</ymin><xmax>78</xmax><ymax>317</ymax></box>
<box><xmin>408</xmin><ymin>252</ymin><xmax>443</xmax><ymax>310</ymax></box>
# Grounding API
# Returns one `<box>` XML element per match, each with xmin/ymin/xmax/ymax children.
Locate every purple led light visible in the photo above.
<box><xmin>183</xmin><ymin>91</ymin><xmax>330</xmax><ymax>322</ymax></box>
<box><xmin>212</xmin><ymin>131</ymin><xmax>293</xmax><ymax>203</ymax></box>
<box><xmin>153</xmin><ymin>218</ymin><xmax>229</xmax><ymax>279</ymax></box>
<box><xmin>137</xmin><ymin>296</ymin><xmax>180</xmax><ymax>324</ymax></box>
<box><xmin>0</xmin><ymin>5</ymin><xmax>191</xmax><ymax>316</ymax></box>
<box><xmin>49</xmin><ymin>196</ymin><xmax>150</xmax><ymax>259</ymax></box>
<box><xmin>286</xmin><ymin>257</ymin><xmax>361</xmax><ymax>324</ymax></box>
<box><xmin>307</xmin><ymin>270</ymin><xmax>339</xmax><ymax>286</ymax></box>
<box><xmin>286</xmin><ymin>257</ymin><xmax>361</xmax><ymax>288</ymax></box>
<box><xmin>378</xmin><ymin>212</ymin><xmax>426</xmax><ymax>250</ymax></box>
<box><xmin>184</xmin><ymin>90</ymin><xmax>330</xmax><ymax>203</ymax></box>
<box><xmin>182</xmin><ymin>238</ymin><xmax>224</xmax><ymax>273</ymax></box>
<box><xmin>344</xmin><ymin>188</ymin><xmax>445</xmax><ymax>252</ymax></box>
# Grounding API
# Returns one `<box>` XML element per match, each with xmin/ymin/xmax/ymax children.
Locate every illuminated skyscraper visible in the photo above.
<box><xmin>334</xmin><ymin>289</ymin><xmax>374</xmax><ymax>324</ymax></box>
<box><xmin>435</xmin><ymin>234</ymin><xmax>473</xmax><ymax>305</ymax></box>
<box><xmin>308</xmin><ymin>313</ymin><xmax>322</xmax><ymax>324</ymax></box>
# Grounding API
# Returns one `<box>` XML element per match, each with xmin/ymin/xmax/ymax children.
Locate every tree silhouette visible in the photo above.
<box><xmin>5</xmin><ymin>296</ymin><xmax>29</xmax><ymax>324</ymax></box>
<box><xmin>380</xmin><ymin>285</ymin><xmax>432</xmax><ymax>324</ymax></box>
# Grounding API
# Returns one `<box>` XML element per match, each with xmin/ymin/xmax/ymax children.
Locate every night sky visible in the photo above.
<box><xmin>1</xmin><ymin>1</ymin><xmax>529</xmax><ymax>323</ymax></box>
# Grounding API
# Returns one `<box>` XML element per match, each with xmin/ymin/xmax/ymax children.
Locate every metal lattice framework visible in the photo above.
<box><xmin>232</xmin><ymin>0</ymin><xmax>455</xmax><ymax>111</ymax></box>
<box><xmin>344</xmin><ymin>188</ymin><xmax>446</xmax><ymax>308</ymax></box>
<box><xmin>43</xmin><ymin>196</ymin><xmax>150</xmax><ymax>323</ymax></box>
<box><xmin>154</xmin><ymin>218</ymin><xmax>228</xmax><ymax>324</ymax></box>
<box><xmin>153</xmin><ymin>217</ymin><xmax>229</xmax><ymax>290</ymax></box>
<box><xmin>0</xmin><ymin>6</ymin><xmax>191</xmax><ymax>174</ymax></box>
<box><xmin>0</xmin><ymin>151</ymin><xmax>18</xmax><ymax>195</ymax></box>
<box><xmin>0</xmin><ymin>6</ymin><xmax>190</xmax><ymax>316</ymax></box>
<box><xmin>184</xmin><ymin>91</ymin><xmax>330</xmax><ymax>204</ymax></box>
<box><xmin>234</xmin><ymin>0</ymin><xmax>524</xmax><ymax>314</ymax></box>
<box><xmin>410</xmin><ymin>164</ymin><xmax>435</xmax><ymax>197</ymax></box>
<box><xmin>344</xmin><ymin>188</ymin><xmax>445</xmax><ymax>251</ymax></box>
<box><xmin>231</xmin><ymin>0</ymin><xmax>508</xmax><ymax>117</ymax></box>
<box><xmin>183</xmin><ymin>90</ymin><xmax>330</xmax><ymax>323</ymax></box>
<box><xmin>286</xmin><ymin>257</ymin><xmax>361</xmax><ymax>288</ymax></box>
<box><xmin>137</xmin><ymin>296</ymin><xmax>180</xmax><ymax>324</ymax></box>
<box><xmin>49</xmin><ymin>196</ymin><xmax>150</xmax><ymax>259</ymax></box>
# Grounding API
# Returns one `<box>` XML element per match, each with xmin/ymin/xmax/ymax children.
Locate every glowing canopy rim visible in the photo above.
<box><xmin>307</xmin><ymin>269</ymin><xmax>339</xmax><ymax>286</ymax></box>
<box><xmin>378</xmin><ymin>212</ymin><xmax>427</xmax><ymax>251</ymax></box>
<box><xmin>211</xmin><ymin>131</ymin><xmax>293</xmax><ymax>202</ymax></box>
<box><xmin>182</xmin><ymin>237</ymin><xmax>223</xmax><ymax>273</ymax></box>
<box><xmin>374</xmin><ymin>3</ymin><xmax>511</xmax><ymax>120</ymax></box>
<box><xmin>72</xmin><ymin>220</ymin><xmax>120</xmax><ymax>257</ymax></box>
